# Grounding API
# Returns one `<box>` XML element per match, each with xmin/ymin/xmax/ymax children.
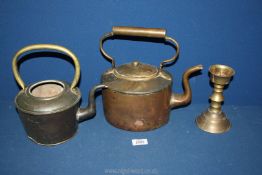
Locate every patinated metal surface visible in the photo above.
<box><xmin>13</xmin><ymin>44</ymin><xmax>106</xmax><ymax>146</ymax></box>
<box><xmin>112</xmin><ymin>26</ymin><xmax>166</xmax><ymax>38</ymax></box>
<box><xmin>102</xmin><ymin>61</ymin><xmax>172</xmax><ymax>94</ymax></box>
<box><xmin>100</xmin><ymin>26</ymin><xmax>180</xmax><ymax>69</ymax></box>
<box><xmin>18</xmin><ymin>104</ymin><xmax>79</xmax><ymax>145</ymax></box>
<box><xmin>100</xmin><ymin>26</ymin><xmax>203</xmax><ymax>131</ymax></box>
<box><xmin>12</xmin><ymin>44</ymin><xmax>81</xmax><ymax>90</ymax></box>
<box><xmin>102</xmin><ymin>87</ymin><xmax>171</xmax><ymax>131</ymax></box>
<box><xmin>15</xmin><ymin>81</ymin><xmax>81</xmax><ymax>115</ymax></box>
<box><xmin>196</xmin><ymin>64</ymin><xmax>235</xmax><ymax>134</ymax></box>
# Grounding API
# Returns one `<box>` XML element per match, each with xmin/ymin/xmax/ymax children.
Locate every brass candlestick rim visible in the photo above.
<box><xmin>209</xmin><ymin>64</ymin><xmax>235</xmax><ymax>78</ymax></box>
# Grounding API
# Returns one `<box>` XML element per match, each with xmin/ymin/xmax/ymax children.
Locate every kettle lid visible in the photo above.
<box><xmin>115</xmin><ymin>61</ymin><xmax>159</xmax><ymax>80</ymax></box>
<box><xmin>102</xmin><ymin>61</ymin><xmax>172</xmax><ymax>94</ymax></box>
<box><xmin>15</xmin><ymin>80</ymin><xmax>81</xmax><ymax>114</ymax></box>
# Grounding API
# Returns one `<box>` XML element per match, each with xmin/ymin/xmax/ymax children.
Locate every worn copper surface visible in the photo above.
<box><xmin>102</xmin><ymin>65</ymin><xmax>203</xmax><ymax>131</ymax></box>
<box><xmin>102</xmin><ymin>87</ymin><xmax>171</xmax><ymax>131</ymax></box>
<box><xmin>100</xmin><ymin>26</ymin><xmax>203</xmax><ymax>131</ymax></box>
<box><xmin>102</xmin><ymin>62</ymin><xmax>172</xmax><ymax>94</ymax></box>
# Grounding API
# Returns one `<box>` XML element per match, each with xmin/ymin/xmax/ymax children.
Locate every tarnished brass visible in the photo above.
<box><xmin>196</xmin><ymin>64</ymin><xmax>235</xmax><ymax>134</ymax></box>
<box><xmin>13</xmin><ymin>44</ymin><xmax>106</xmax><ymax>146</ymax></box>
<box><xmin>112</xmin><ymin>26</ymin><xmax>166</xmax><ymax>38</ymax></box>
<box><xmin>100</xmin><ymin>26</ymin><xmax>203</xmax><ymax>131</ymax></box>
<box><xmin>100</xmin><ymin>26</ymin><xmax>179</xmax><ymax>69</ymax></box>
<box><xmin>12</xmin><ymin>44</ymin><xmax>80</xmax><ymax>90</ymax></box>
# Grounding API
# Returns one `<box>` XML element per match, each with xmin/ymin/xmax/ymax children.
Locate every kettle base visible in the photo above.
<box><xmin>105</xmin><ymin>117</ymin><xmax>169</xmax><ymax>132</ymax></box>
<box><xmin>27</xmin><ymin>130</ymin><xmax>77</xmax><ymax>146</ymax></box>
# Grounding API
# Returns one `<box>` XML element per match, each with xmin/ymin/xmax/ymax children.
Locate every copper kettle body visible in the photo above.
<box><xmin>100</xmin><ymin>26</ymin><xmax>203</xmax><ymax>131</ymax></box>
<box><xmin>13</xmin><ymin>44</ymin><xmax>106</xmax><ymax>145</ymax></box>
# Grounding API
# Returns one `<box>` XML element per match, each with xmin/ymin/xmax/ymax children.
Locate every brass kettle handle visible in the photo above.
<box><xmin>100</xmin><ymin>26</ymin><xmax>180</xmax><ymax>69</ymax></box>
<box><xmin>12</xmin><ymin>44</ymin><xmax>80</xmax><ymax>90</ymax></box>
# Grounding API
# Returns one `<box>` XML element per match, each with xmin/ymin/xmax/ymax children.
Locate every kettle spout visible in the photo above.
<box><xmin>170</xmin><ymin>65</ymin><xmax>203</xmax><ymax>109</ymax></box>
<box><xmin>77</xmin><ymin>84</ymin><xmax>107</xmax><ymax>122</ymax></box>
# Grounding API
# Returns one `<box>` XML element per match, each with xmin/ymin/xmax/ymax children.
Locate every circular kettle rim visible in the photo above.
<box><xmin>101</xmin><ymin>61</ymin><xmax>173</xmax><ymax>95</ymax></box>
<box><xmin>15</xmin><ymin>80</ymin><xmax>81</xmax><ymax>115</ymax></box>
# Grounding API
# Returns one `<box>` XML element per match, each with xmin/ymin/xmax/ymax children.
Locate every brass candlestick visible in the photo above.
<box><xmin>196</xmin><ymin>64</ymin><xmax>235</xmax><ymax>134</ymax></box>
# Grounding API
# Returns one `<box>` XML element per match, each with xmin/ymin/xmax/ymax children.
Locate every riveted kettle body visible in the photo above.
<box><xmin>100</xmin><ymin>26</ymin><xmax>203</xmax><ymax>131</ymax></box>
<box><xmin>13</xmin><ymin>44</ymin><xmax>106</xmax><ymax>145</ymax></box>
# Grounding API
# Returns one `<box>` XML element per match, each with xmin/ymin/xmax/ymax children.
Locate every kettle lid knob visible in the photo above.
<box><xmin>132</xmin><ymin>61</ymin><xmax>140</xmax><ymax>67</ymax></box>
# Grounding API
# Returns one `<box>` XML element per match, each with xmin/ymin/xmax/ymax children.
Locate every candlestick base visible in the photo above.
<box><xmin>196</xmin><ymin>109</ymin><xmax>231</xmax><ymax>134</ymax></box>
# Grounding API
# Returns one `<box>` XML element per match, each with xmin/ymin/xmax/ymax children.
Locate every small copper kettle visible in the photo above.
<box><xmin>13</xmin><ymin>44</ymin><xmax>106</xmax><ymax>145</ymax></box>
<box><xmin>100</xmin><ymin>26</ymin><xmax>203</xmax><ymax>131</ymax></box>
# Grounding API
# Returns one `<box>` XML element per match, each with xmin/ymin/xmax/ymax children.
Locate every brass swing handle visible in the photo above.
<box><xmin>12</xmin><ymin>44</ymin><xmax>80</xmax><ymax>90</ymax></box>
<box><xmin>100</xmin><ymin>26</ymin><xmax>180</xmax><ymax>68</ymax></box>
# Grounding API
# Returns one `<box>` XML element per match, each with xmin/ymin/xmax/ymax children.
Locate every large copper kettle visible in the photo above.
<box><xmin>100</xmin><ymin>26</ymin><xmax>203</xmax><ymax>131</ymax></box>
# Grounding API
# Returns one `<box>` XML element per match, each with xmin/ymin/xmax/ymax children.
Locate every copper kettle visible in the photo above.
<box><xmin>100</xmin><ymin>26</ymin><xmax>203</xmax><ymax>131</ymax></box>
<box><xmin>13</xmin><ymin>44</ymin><xmax>106</xmax><ymax>145</ymax></box>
